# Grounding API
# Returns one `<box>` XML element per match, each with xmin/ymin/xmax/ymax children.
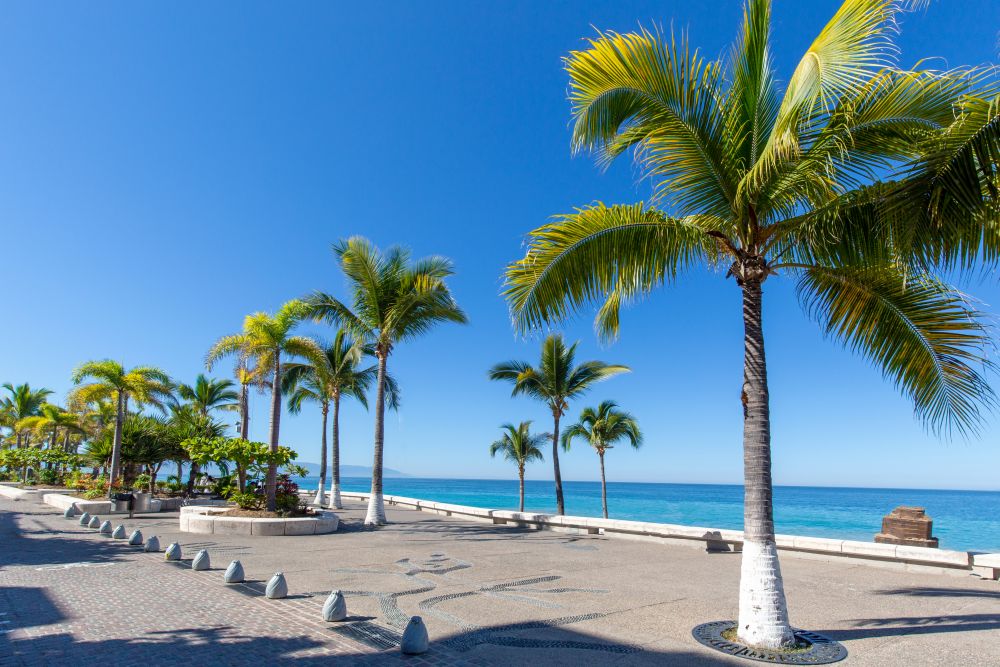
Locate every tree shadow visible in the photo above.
<box><xmin>876</xmin><ymin>586</ymin><xmax>1000</xmax><ymax>600</ymax></box>
<box><xmin>0</xmin><ymin>511</ymin><xmax>131</xmax><ymax>571</ymax></box>
<box><xmin>821</xmin><ymin>614</ymin><xmax>1000</xmax><ymax>640</ymax></box>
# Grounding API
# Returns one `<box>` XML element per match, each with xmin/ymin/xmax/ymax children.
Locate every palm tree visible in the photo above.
<box><xmin>502</xmin><ymin>0</ymin><xmax>997</xmax><ymax>648</ymax></box>
<box><xmin>1</xmin><ymin>383</ymin><xmax>53</xmax><ymax>448</ymax></box>
<box><xmin>206</xmin><ymin>300</ymin><xmax>323</xmax><ymax>511</ymax></box>
<box><xmin>282</xmin><ymin>330</ymin><xmax>398</xmax><ymax>508</ymax></box>
<box><xmin>233</xmin><ymin>361</ymin><xmax>267</xmax><ymax>441</ymax></box>
<box><xmin>489</xmin><ymin>334</ymin><xmax>629</xmax><ymax>516</ymax></box>
<box><xmin>306</xmin><ymin>237</ymin><xmax>466</xmax><ymax>526</ymax></box>
<box><xmin>70</xmin><ymin>361</ymin><xmax>173</xmax><ymax>488</ymax></box>
<box><xmin>561</xmin><ymin>401</ymin><xmax>642</xmax><ymax>519</ymax></box>
<box><xmin>176</xmin><ymin>374</ymin><xmax>239</xmax><ymax>491</ymax></box>
<box><xmin>489</xmin><ymin>421</ymin><xmax>546</xmax><ymax>512</ymax></box>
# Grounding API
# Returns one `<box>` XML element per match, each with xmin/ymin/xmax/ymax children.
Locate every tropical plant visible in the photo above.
<box><xmin>561</xmin><ymin>401</ymin><xmax>642</xmax><ymax>519</ymax></box>
<box><xmin>206</xmin><ymin>300</ymin><xmax>323</xmax><ymax>512</ymax></box>
<box><xmin>489</xmin><ymin>421</ymin><xmax>546</xmax><ymax>512</ymax></box>
<box><xmin>489</xmin><ymin>334</ymin><xmax>629</xmax><ymax>516</ymax></box>
<box><xmin>306</xmin><ymin>237</ymin><xmax>466</xmax><ymax>526</ymax></box>
<box><xmin>282</xmin><ymin>330</ymin><xmax>397</xmax><ymax>509</ymax></box>
<box><xmin>19</xmin><ymin>404</ymin><xmax>82</xmax><ymax>451</ymax></box>
<box><xmin>181</xmin><ymin>436</ymin><xmax>295</xmax><ymax>495</ymax></box>
<box><xmin>1</xmin><ymin>383</ymin><xmax>53</xmax><ymax>447</ymax></box>
<box><xmin>70</xmin><ymin>361</ymin><xmax>173</xmax><ymax>489</ymax></box>
<box><xmin>175</xmin><ymin>374</ymin><xmax>239</xmax><ymax>491</ymax></box>
<box><xmin>502</xmin><ymin>0</ymin><xmax>998</xmax><ymax>648</ymax></box>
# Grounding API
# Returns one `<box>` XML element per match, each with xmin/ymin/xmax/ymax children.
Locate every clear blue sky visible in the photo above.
<box><xmin>2</xmin><ymin>1</ymin><xmax>998</xmax><ymax>490</ymax></box>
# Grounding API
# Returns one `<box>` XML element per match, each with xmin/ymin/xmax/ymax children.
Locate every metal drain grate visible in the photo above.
<box><xmin>692</xmin><ymin>621</ymin><xmax>847</xmax><ymax>664</ymax></box>
<box><xmin>331</xmin><ymin>621</ymin><xmax>401</xmax><ymax>651</ymax></box>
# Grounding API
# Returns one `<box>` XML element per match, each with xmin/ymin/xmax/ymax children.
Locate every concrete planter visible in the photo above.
<box><xmin>178</xmin><ymin>506</ymin><xmax>339</xmax><ymax>536</ymax></box>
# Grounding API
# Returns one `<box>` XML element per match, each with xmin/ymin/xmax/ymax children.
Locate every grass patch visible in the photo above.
<box><xmin>721</xmin><ymin>627</ymin><xmax>811</xmax><ymax>654</ymax></box>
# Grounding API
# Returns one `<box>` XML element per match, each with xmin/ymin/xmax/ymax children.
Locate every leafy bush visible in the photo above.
<box><xmin>133</xmin><ymin>473</ymin><xmax>151</xmax><ymax>491</ymax></box>
<box><xmin>274</xmin><ymin>475</ymin><xmax>305</xmax><ymax>515</ymax></box>
<box><xmin>37</xmin><ymin>469</ymin><xmax>59</xmax><ymax>485</ymax></box>
<box><xmin>229</xmin><ymin>492</ymin><xmax>263</xmax><ymax>511</ymax></box>
<box><xmin>65</xmin><ymin>471</ymin><xmax>89</xmax><ymax>491</ymax></box>
<box><xmin>83</xmin><ymin>488</ymin><xmax>104</xmax><ymax>499</ymax></box>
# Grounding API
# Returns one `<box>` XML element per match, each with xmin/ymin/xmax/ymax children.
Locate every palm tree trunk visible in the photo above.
<box><xmin>185</xmin><ymin>462</ymin><xmax>200</xmax><ymax>495</ymax></box>
<box><xmin>737</xmin><ymin>280</ymin><xmax>794</xmax><ymax>648</ymax></box>
<box><xmin>551</xmin><ymin>410</ymin><xmax>564</xmax><ymax>515</ymax></box>
<box><xmin>599</xmin><ymin>450</ymin><xmax>608</xmax><ymax>519</ymax></box>
<box><xmin>331</xmin><ymin>394</ymin><xmax>343</xmax><ymax>509</ymax></box>
<box><xmin>364</xmin><ymin>352</ymin><xmax>388</xmax><ymax>526</ymax></box>
<box><xmin>518</xmin><ymin>464</ymin><xmax>525</xmax><ymax>513</ymax></box>
<box><xmin>239</xmin><ymin>382</ymin><xmax>249</xmax><ymax>440</ymax></box>
<box><xmin>109</xmin><ymin>391</ymin><xmax>125</xmax><ymax>490</ymax></box>
<box><xmin>265</xmin><ymin>350</ymin><xmax>282</xmax><ymax>513</ymax></box>
<box><xmin>313</xmin><ymin>401</ymin><xmax>329</xmax><ymax>506</ymax></box>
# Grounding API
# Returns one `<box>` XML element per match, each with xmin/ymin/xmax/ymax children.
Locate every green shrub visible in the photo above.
<box><xmin>229</xmin><ymin>492</ymin><xmax>263</xmax><ymax>511</ymax></box>
<box><xmin>133</xmin><ymin>473</ymin><xmax>151</xmax><ymax>491</ymax></box>
<box><xmin>37</xmin><ymin>469</ymin><xmax>59</xmax><ymax>486</ymax></box>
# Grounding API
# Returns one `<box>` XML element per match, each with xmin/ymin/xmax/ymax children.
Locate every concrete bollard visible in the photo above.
<box><xmin>164</xmin><ymin>542</ymin><xmax>182</xmax><ymax>561</ymax></box>
<box><xmin>88</xmin><ymin>516</ymin><xmax>101</xmax><ymax>529</ymax></box>
<box><xmin>99</xmin><ymin>520</ymin><xmax>113</xmax><ymax>535</ymax></box>
<box><xmin>192</xmin><ymin>549</ymin><xmax>211</xmax><ymax>571</ymax></box>
<box><xmin>112</xmin><ymin>525</ymin><xmax>126</xmax><ymax>539</ymax></box>
<box><xmin>322</xmin><ymin>590</ymin><xmax>347</xmax><ymax>622</ymax></box>
<box><xmin>265</xmin><ymin>572</ymin><xmax>288</xmax><ymax>599</ymax></box>
<box><xmin>79</xmin><ymin>512</ymin><xmax>91</xmax><ymax>526</ymax></box>
<box><xmin>144</xmin><ymin>536</ymin><xmax>160</xmax><ymax>552</ymax></box>
<box><xmin>64</xmin><ymin>506</ymin><xmax>77</xmax><ymax>519</ymax></box>
<box><xmin>401</xmin><ymin>616</ymin><xmax>429</xmax><ymax>654</ymax></box>
<box><xmin>223</xmin><ymin>560</ymin><xmax>245</xmax><ymax>583</ymax></box>
<box><xmin>128</xmin><ymin>529</ymin><xmax>143</xmax><ymax>546</ymax></box>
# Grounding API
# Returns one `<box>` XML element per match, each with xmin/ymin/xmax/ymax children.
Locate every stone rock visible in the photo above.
<box><xmin>99</xmin><ymin>520</ymin><xmax>112</xmax><ymax>535</ymax></box>
<box><xmin>112</xmin><ymin>525</ymin><xmax>126</xmax><ymax>539</ymax></box>
<box><xmin>400</xmin><ymin>616</ymin><xmax>429</xmax><ymax>654</ymax></box>
<box><xmin>265</xmin><ymin>572</ymin><xmax>288</xmax><ymax>599</ymax></box>
<box><xmin>164</xmin><ymin>542</ymin><xmax>182</xmax><ymax>561</ymax></box>
<box><xmin>192</xmin><ymin>549</ymin><xmax>210</xmax><ymax>571</ymax></box>
<box><xmin>79</xmin><ymin>512</ymin><xmax>91</xmax><ymax>526</ymax></box>
<box><xmin>223</xmin><ymin>560</ymin><xmax>245</xmax><ymax>583</ymax></box>
<box><xmin>64</xmin><ymin>506</ymin><xmax>77</xmax><ymax>519</ymax></box>
<box><xmin>144</xmin><ymin>536</ymin><xmax>160</xmax><ymax>552</ymax></box>
<box><xmin>88</xmin><ymin>516</ymin><xmax>100</xmax><ymax>529</ymax></box>
<box><xmin>128</xmin><ymin>529</ymin><xmax>143</xmax><ymax>546</ymax></box>
<box><xmin>322</xmin><ymin>590</ymin><xmax>347</xmax><ymax>622</ymax></box>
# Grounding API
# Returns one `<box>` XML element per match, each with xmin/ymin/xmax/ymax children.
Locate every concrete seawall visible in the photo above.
<box><xmin>337</xmin><ymin>490</ymin><xmax>1000</xmax><ymax>580</ymax></box>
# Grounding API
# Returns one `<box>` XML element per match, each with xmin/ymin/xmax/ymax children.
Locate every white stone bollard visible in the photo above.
<box><xmin>164</xmin><ymin>542</ymin><xmax>182</xmax><ymax>561</ymax></box>
<box><xmin>192</xmin><ymin>549</ymin><xmax>211</xmax><ymax>571</ymax></box>
<box><xmin>224</xmin><ymin>560</ymin><xmax>245</xmax><ymax>583</ymax></box>
<box><xmin>79</xmin><ymin>512</ymin><xmax>91</xmax><ymax>526</ymax></box>
<box><xmin>401</xmin><ymin>616</ymin><xmax>429</xmax><ymax>654</ymax></box>
<box><xmin>88</xmin><ymin>516</ymin><xmax>101</xmax><ymax>529</ymax></box>
<box><xmin>322</xmin><ymin>590</ymin><xmax>347</xmax><ymax>622</ymax></box>
<box><xmin>128</xmin><ymin>529</ymin><xmax>143</xmax><ymax>546</ymax></box>
<box><xmin>99</xmin><ymin>520</ymin><xmax>113</xmax><ymax>535</ymax></box>
<box><xmin>64</xmin><ymin>506</ymin><xmax>77</xmax><ymax>519</ymax></box>
<box><xmin>112</xmin><ymin>525</ymin><xmax>126</xmax><ymax>539</ymax></box>
<box><xmin>265</xmin><ymin>572</ymin><xmax>288</xmax><ymax>599</ymax></box>
<box><xmin>144</xmin><ymin>536</ymin><xmax>160</xmax><ymax>552</ymax></box>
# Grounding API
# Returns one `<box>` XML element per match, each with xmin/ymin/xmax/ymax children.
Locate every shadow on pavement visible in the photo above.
<box><xmin>821</xmin><ymin>613</ymin><xmax>1000</xmax><ymax>640</ymax></box>
<box><xmin>0</xmin><ymin>510</ymin><xmax>130</xmax><ymax>571</ymax></box>
<box><xmin>876</xmin><ymin>586</ymin><xmax>1000</xmax><ymax>600</ymax></box>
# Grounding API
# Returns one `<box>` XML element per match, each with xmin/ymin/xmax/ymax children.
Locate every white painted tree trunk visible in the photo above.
<box><xmin>364</xmin><ymin>492</ymin><xmax>386</xmax><ymax>525</ymax></box>
<box><xmin>313</xmin><ymin>479</ymin><xmax>326</xmax><ymax>507</ymax></box>
<box><xmin>737</xmin><ymin>539</ymin><xmax>793</xmax><ymax>648</ymax></box>
<box><xmin>331</xmin><ymin>483</ymin><xmax>343</xmax><ymax>510</ymax></box>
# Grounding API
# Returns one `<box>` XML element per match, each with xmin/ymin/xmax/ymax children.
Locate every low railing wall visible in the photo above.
<box><xmin>339</xmin><ymin>491</ymin><xmax>1000</xmax><ymax>579</ymax></box>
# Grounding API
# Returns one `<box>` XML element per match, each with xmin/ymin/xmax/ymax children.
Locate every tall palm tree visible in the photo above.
<box><xmin>282</xmin><ymin>330</ymin><xmax>398</xmax><ymax>508</ymax></box>
<box><xmin>1</xmin><ymin>383</ymin><xmax>53</xmax><ymax>448</ymax></box>
<box><xmin>489</xmin><ymin>421</ymin><xmax>546</xmax><ymax>512</ymax></box>
<box><xmin>562</xmin><ymin>401</ymin><xmax>642</xmax><ymax>519</ymax></box>
<box><xmin>502</xmin><ymin>0</ymin><xmax>997</xmax><ymax>648</ymax></box>
<box><xmin>206</xmin><ymin>300</ymin><xmax>323</xmax><ymax>512</ymax></box>
<box><xmin>489</xmin><ymin>334</ymin><xmax>629</xmax><ymax>516</ymax></box>
<box><xmin>70</xmin><ymin>361</ymin><xmax>173</xmax><ymax>488</ymax></box>
<box><xmin>306</xmin><ymin>237</ymin><xmax>466</xmax><ymax>526</ymax></box>
<box><xmin>233</xmin><ymin>361</ymin><xmax>267</xmax><ymax>441</ymax></box>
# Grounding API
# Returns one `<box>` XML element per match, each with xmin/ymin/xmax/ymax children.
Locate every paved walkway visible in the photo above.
<box><xmin>1</xmin><ymin>497</ymin><xmax>998</xmax><ymax>665</ymax></box>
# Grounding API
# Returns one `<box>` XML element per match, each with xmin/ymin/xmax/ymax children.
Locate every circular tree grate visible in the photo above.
<box><xmin>692</xmin><ymin>621</ymin><xmax>847</xmax><ymax>664</ymax></box>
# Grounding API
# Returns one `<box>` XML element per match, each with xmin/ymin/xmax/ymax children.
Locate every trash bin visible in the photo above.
<box><xmin>110</xmin><ymin>492</ymin><xmax>135</xmax><ymax>517</ymax></box>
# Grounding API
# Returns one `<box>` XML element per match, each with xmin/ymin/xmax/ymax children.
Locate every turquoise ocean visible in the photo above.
<box><xmin>293</xmin><ymin>476</ymin><xmax>1000</xmax><ymax>553</ymax></box>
